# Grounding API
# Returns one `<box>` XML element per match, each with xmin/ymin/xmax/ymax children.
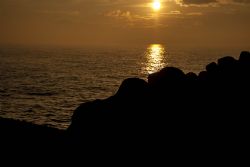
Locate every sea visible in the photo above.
<box><xmin>0</xmin><ymin>44</ymin><xmax>247</xmax><ymax>129</ymax></box>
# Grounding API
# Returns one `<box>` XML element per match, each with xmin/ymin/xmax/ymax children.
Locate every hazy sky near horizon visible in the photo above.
<box><xmin>0</xmin><ymin>0</ymin><xmax>249</xmax><ymax>48</ymax></box>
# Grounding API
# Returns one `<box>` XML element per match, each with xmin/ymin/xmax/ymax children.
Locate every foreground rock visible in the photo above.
<box><xmin>0</xmin><ymin>117</ymin><xmax>65</xmax><ymax>146</ymax></box>
<box><xmin>67</xmin><ymin>51</ymin><xmax>250</xmax><ymax>148</ymax></box>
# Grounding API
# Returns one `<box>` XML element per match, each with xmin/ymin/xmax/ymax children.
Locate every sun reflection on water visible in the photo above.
<box><xmin>144</xmin><ymin>44</ymin><xmax>167</xmax><ymax>74</ymax></box>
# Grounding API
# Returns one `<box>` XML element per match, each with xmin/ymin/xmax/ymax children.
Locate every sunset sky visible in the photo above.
<box><xmin>0</xmin><ymin>0</ymin><xmax>249</xmax><ymax>48</ymax></box>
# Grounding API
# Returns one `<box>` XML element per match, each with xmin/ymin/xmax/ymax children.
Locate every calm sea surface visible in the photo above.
<box><xmin>0</xmin><ymin>45</ymin><xmax>245</xmax><ymax>129</ymax></box>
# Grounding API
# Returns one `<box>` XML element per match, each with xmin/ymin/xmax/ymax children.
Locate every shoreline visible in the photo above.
<box><xmin>1</xmin><ymin>51</ymin><xmax>249</xmax><ymax>148</ymax></box>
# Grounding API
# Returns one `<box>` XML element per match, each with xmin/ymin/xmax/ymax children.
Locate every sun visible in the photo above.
<box><xmin>152</xmin><ymin>1</ymin><xmax>161</xmax><ymax>11</ymax></box>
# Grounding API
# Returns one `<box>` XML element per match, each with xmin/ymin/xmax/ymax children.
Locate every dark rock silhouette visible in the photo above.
<box><xmin>148</xmin><ymin>67</ymin><xmax>186</xmax><ymax>88</ymax></box>
<box><xmin>67</xmin><ymin>51</ymin><xmax>250</xmax><ymax>147</ymax></box>
<box><xmin>240</xmin><ymin>51</ymin><xmax>250</xmax><ymax>67</ymax></box>
<box><xmin>115</xmin><ymin>78</ymin><xmax>148</xmax><ymax>98</ymax></box>
<box><xmin>0</xmin><ymin>117</ymin><xmax>65</xmax><ymax>153</ymax></box>
<box><xmin>1</xmin><ymin>51</ymin><xmax>249</xmax><ymax>154</ymax></box>
<box><xmin>186</xmin><ymin>72</ymin><xmax>198</xmax><ymax>79</ymax></box>
<box><xmin>206</xmin><ymin>62</ymin><xmax>217</xmax><ymax>72</ymax></box>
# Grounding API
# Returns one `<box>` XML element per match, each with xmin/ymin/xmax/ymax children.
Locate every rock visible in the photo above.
<box><xmin>239</xmin><ymin>51</ymin><xmax>250</xmax><ymax>64</ymax></box>
<box><xmin>67</xmin><ymin>99</ymin><xmax>106</xmax><ymax>135</ymax></box>
<box><xmin>69</xmin><ymin>52</ymin><xmax>250</xmax><ymax>140</ymax></box>
<box><xmin>185</xmin><ymin>72</ymin><xmax>198</xmax><ymax>90</ymax></box>
<box><xmin>0</xmin><ymin>117</ymin><xmax>65</xmax><ymax>148</ymax></box>
<box><xmin>186</xmin><ymin>72</ymin><xmax>198</xmax><ymax>80</ymax></box>
<box><xmin>68</xmin><ymin>78</ymin><xmax>149</xmax><ymax>137</ymax></box>
<box><xmin>217</xmin><ymin>56</ymin><xmax>237</xmax><ymax>70</ymax></box>
<box><xmin>148</xmin><ymin>67</ymin><xmax>186</xmax><ymax>87</ymax></box>
<box><xmin>198</xmin><ymin>71</ymin><xmax>208</xmax><ymax>80</ymax></box>
<box><xmin>115</xmin><ymin>78</ymin><xmax>148</xmax><ymax>99</ymax></box>
<box><xmin>206</xmin><ymin>62</ymin><xmax>218</xmax><ymax>73</ymax></box>
<box><xmin>239</xmin><ymin>51</ymin><xmax>250</xmax><ymax>73</ymax></box>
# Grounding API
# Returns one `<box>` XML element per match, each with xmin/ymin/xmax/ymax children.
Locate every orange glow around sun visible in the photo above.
<box><xmin>152</xmin><ymin>1</ymin><xmax>161</xmax><ymax>11</ymax></box>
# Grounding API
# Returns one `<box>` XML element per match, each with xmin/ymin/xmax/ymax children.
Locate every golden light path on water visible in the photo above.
<box><xmin>145</xmin><ymin>44</ymin><xmax>167</xmax><ymax>74</ymax></box>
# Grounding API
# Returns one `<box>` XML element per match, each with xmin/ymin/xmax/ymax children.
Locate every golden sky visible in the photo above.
<box><xmin>0</xmin><ymin>0</ymin><xmax>249</xmax><ymax>48</ymax></box>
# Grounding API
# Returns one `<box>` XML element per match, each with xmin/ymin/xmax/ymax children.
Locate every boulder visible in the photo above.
<box><xmin>206</xmin><ymin>62</ymin><xmax>218</xmax><ymax>73</ymax></box>
<box><xmin>186</xmin><ymin>72</ymin><xmax>198</xmax><ymax>81</ymax></box>
<box><xmin>115</xmin><ymin>78</ymin><xmax>148</xmax><ymax>99</ymax></box>
<box><xmin>148</xmin><ymin>67</ymin><xmax>186</xmax><ymax>87</ymax></box>
<box><xmin>217</xmin><ymin>56</ymin><xmax>238</xmax><ymax>71</ymax></box>
<box><xmin>239</xmin><ymin>51</ymin><xmax>250</xmax><ymax>64</ymax></box>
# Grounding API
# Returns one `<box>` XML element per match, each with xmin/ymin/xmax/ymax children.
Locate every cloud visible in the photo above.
<box><xmin>39</xmin><ymin>10</ymin><xmax>80</xmax><ymax>16</ymax></box>
<box><xmin>175</xmin><ymin>0</ymin><xmax>250</xmax><ymax>6</ymax></box>
<box><xmin>175</xmin><ymin>0</ymin><xmax>218</xmax><ymax>6</ymax></box>
<box><xmin>186</xmin><ymin>12</ymin><xmax>203</xmax><ymax>15</ymax></box>
<box><xmin>232</xmin><ymin>0</ymin><xmax>250</xmax><ymax>4</ymax></box>
<box><xmin>217</xmin><ymin>0</ymin><xmax>250</xmax><ymax>5</ymax></box>
<box><xmin>106</xmin><ymin>10</ymin><xmax>131</xmax><ymax>19</ymax></box>
<box><xmin>105</xmin><ymin>9</ymin><xmax>173</xmax><ymax>29</ymax></box>
<box><xmin>181</xmin><ymin>0</ymin><xmax>218</xmax><ymax>4</ymax></box>
<box><xmin>168</xmin><ymin>10</ymin><xmax>182</xmax><ymax>15</ymax></box>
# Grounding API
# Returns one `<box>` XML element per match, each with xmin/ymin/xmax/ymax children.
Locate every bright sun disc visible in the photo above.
<box><xmin>152</xmin><ymin>1</ymin><xmax>161</xmax><ymax>11</ymax></box>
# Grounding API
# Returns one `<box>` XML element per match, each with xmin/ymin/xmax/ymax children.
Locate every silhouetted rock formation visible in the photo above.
<box><xmin>148</xmin><ymin>67</ymin><xmax>186</xmax><ymax>86</ymax></box>
<box><xmin>1</xmin><ymin>118</ymin><xmax>64</xmax><ymax>139</ymax></box>
<box><xmin>67</xmin><ymin>51</ymin><xmax>250</xmax><ymax>149</ymax></box>
<box><xmin>0</xmin><ymin>117</ymin><xmax>65</xmax><ymax>154</ymax></box>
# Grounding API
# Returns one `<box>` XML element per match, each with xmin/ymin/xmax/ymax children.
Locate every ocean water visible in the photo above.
<box><xmin>0</xmin><ymin>45</ymin><xmax>244</xmax><ymax>129</ymax></box>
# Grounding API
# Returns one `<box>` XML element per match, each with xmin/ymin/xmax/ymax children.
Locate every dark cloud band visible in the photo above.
<box><xmin>181</xmin><ymin>0</ymin><xmax>217</xmax><ymax>5</ymax></box>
